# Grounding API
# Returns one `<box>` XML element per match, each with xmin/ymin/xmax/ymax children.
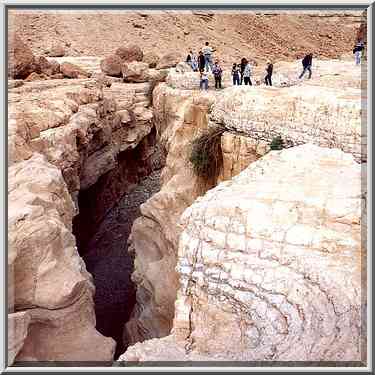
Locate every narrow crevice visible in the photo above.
<box><xmin>72</xmin><ymin>126</ymin><xmax>165</xmax><ymax>359</ymax></box>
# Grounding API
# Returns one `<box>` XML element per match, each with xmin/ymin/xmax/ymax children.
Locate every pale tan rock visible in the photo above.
<box><xmin>121</xmin><ymin>144</ymin><xmax>364</xmax><ymax>362</ymax></box>
<box><xmin>172</xmin><ymin>144</ymin><xmax>363</xmax><ymax>361</ymax></box>
<box><xmin>143</xmin><ymin>52</ymin><xmax>159</xmax><ymax>68</ymax></box>
<box><xmin>60</xmin><ymin>61</ymin><xmax>91</xmax><ymax>79</ymax></box>
<box><xmin>8</xmin><ymin>153</ymin><xmax>116</xmax><ymax>362</ymax></box>
<box><xmin>156</xmin><ymin>52</ymin><xmax>182</xmax><ymax>69</ymax></box>
<box><xmin>48</xmin><ymin>44</ymin><xmax>65</xmax><ymax>57</ymax></box>
<box><xmin>122</xmin><ymin>61</ymin><xmax>150</xmax><ymax>83</ymax></box>
<box><xmin>125</xmin><ymin>84</ymin><xmax>216</xmax><ymax>344</ymax></box>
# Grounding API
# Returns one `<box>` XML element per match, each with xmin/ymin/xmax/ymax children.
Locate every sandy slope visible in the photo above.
<box><xmin>9</xmin><ymin>10</ymin><xmax>365</xmax><ymax>65</ymax></box>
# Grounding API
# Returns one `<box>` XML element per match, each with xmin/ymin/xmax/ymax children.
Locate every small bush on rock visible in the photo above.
<box><xmin>270</xmin><ymin>135</ymin><xmax>285</xmax><ymax>150</ymax></box>
<box><xmin>189</xmin><ymin>126</ymin><xmax>225</xmax><ymax>182</ymax></box>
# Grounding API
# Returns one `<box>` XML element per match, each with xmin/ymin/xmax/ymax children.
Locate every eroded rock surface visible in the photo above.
<box><xmin>8</xmin><ymin>153</ymin><xmax>115</xmax><ymax>362</ymax></box>
<box><xmin>173</xmin><ymin>144</ymin><xmax>363</xmax><ymax>361</ymax></box>
<box><xmin>122</xmin><ymin>144</ymin><xmax>364</xmax><ymax>362</ymax></box>
<box><xmin>8</xmin><ymin>61</ymin><xmax>167</xmax><ymax>363</ymax></box>
<box><xmin>123</xmin><ymin>59</ymin><xmax>365</xmax><ymax>361</ymax></box>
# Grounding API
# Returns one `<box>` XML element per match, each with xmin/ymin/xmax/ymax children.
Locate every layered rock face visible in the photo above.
<box><xmin>8</xmin><ymin>55</ymin><xmax>167</xmax><ymax>363</ymax></box>
<box><xmin>122</xmin><ymin>59</ymin><xmax>365</xmax><ymax>361</ymax></box>
<box><xmin>125</xmin><ymin>84</ymin><xmax>216</xmax><ymax>344</ymax></box>
<box><xmin>173</xmin><ymin>144</ymin><xmax>363</xmax><ymax>361</ymax></box>
<box><xmin>8</xmin><ymin>154</ymin><xmax>115</xmax><ymax>362</ymax></box>
<box><xmin>120</xmin><ymin>144</ymin><xmax>364</xmax><ymax>362</ymax></box>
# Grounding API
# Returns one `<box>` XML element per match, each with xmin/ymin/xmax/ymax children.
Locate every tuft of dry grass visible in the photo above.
<box><xmin>189</xmin><ymin>126</ymin><xmax>225</xmax><ymax>183</ymax></box>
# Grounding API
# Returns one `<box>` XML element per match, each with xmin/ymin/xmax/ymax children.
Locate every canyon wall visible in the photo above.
<box><xmin>122</xmin><ymin>58</ymin><xmax>365</xmax><ymax>361</ymax></box>
<box><xmin>120</xmin><ymin>144</ymin><xmax>364</xmax><ymax>362</ymax></box>
<box><xmin>8</xmin><ymin>54</ymin><xmax>166</xmax><ymax>362</ymax></box>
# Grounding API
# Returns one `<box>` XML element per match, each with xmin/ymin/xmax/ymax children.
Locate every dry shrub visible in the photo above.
<box><xmin>189</xmin><ymin>126</ymin><xmax>225</xmax><ymax>182</ymax></box>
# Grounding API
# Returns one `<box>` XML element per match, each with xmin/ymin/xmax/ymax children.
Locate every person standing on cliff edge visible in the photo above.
<box><xmin>202</xmin><ymin>41</ymin><xmax>216</xmax><ymax>72</ymax></box>
<box><xmin>198</xmin><ymin>51</ymin><xmax>206</xmax><ymax>73</ymax></box>
<box><xmin>299</xmin><ymin>53</ymin><xmax>313</xmax><ymax>79</ymax></box>
<box><xmin>353</xmin><ymin>40</ymin><xmax>364</xmax><ymax>65</ymax></box>
<box><xmin>265</xmin><ymin>60</ymin><xmax>273</xmax><ymax>86</ymax></box>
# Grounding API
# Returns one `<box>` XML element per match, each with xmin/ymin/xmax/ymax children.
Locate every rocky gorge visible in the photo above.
<box><xmin>7</xmin><ymin>12</ymin><xmax>366</xmax><ymax>367</ymax></box>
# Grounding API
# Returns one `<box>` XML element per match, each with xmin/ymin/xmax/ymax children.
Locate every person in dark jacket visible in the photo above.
<box><xmin>299</xmin><ymin>53</ymin><xmax>313</xmax><ymax>79</ymax></box>
<box><xmin>265</xmin><ymin>60</ymin><xmax>273</xmax><ymax>86</ymax></box>
<box><xmin>198</xmin><ymin>51</ymin><xmax>206</xmax><ymax>73</ymax></box>
<box><xmin>212</xmin><ymin>60</ymin><xmax>223</xmax><ymax>89</ymax></box>
<box><xmin>240</xmin><ymin>57</ymin><xmax>247</xmax><ymax>84</ymax></box>
<box><xmin>231</xmin><ymin>63</ymin><xmax>240</xmax><ymax>85</ymax></box>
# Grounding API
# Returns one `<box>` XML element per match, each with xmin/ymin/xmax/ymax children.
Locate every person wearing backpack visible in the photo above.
<box><xmin>231</xmin><ymin>63</ymin><xmax>240</xmax><ymax>85</ymax></box>
<box><xmin>265</xmin><ymin>60</ymin><xmax>273</xmax><ymax>86</ymax></box>
<box><xmin>212</xmin><ymin>60</ymin><xmax>223</xmax><ymax>89</ymax></box>
<box><xmin>299</xmin><ymin>53</ymin><xmax>313</xmax><ymax>79</ymax></box>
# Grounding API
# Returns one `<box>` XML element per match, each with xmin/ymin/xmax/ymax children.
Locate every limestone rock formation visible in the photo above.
<box><xmin>8</xmin><ymin>153</ymin><xmax>116</xmax><ymax>362</ymax></box>
<box><xmin>25</xmin><ymin>72</ymin><xmax>49</xmax><ymax>81</ymax></box>
<box><xmin>115</xmin><ymin>45</ymin><xmax>143</xmax><ymax>62</ymax></box>
<box><xmin>173</xmin><ymin>144</ymin><xmax>363</xmax><ymax>361</ymax></box>
<box><xmin>124</xmin><ymin>60</ymin><xmax>364</xmax><ymax>357</ymax></box>
<box><xmin>8</xmin><ymin>60</ymin><xmax>165</xmax><ymax>362</ymax></box>
<box><xmin>125</xmin><ymin>84</ymin><xmax>217</xmax><ymax>344</ymax></box>
<box><xmin>60</xmin><ymin>61</ymin><xmax>91</xmax><ymax>78</ymax></box>
<box><xmin>121</xmin><ymin>144</ymin><xmax>364</xmax><ymax>362</ymax></box>
<box><xmin>143</xmin><ymin>52</ymin><xmax>159</xmax><ymax>68</ymax></box>
<box><xmin>156</xmin><ymin>52</ymin><xmax>182</xmax><ymax>69</ymax></box>
<box><xmin>122</xmin><ymin>62</ymin><xmax>150</xmax><ymax>83</ymax></box>
<box><xmin>65</xmin><ymin>62</ymin><xmax>92</xmax><ymax>79</ymax></box>
<box><xmin>8</xmin><ymin>33</ymin><xmax>36</xmax><ymax>79</ymax></box>
<box><xmin>100</xmin><ymin>54</ymin><xmax>123</xmax><ymax>77</ymax></box>
<box><xmin>47</xmin><ymin>44</ymin><xmax>66</xmax><ymax>57</ymax></box>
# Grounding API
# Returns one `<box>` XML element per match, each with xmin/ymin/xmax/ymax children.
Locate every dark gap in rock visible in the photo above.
<box><xmin>72</xmin><ymin>125</ymin><xmax>165</xmax><ymax>359</ymax></box>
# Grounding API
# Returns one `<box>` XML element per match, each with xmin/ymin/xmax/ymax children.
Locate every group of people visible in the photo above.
<box><xmin>186</xmin><ymin>42</ymin><xmax>274</xmax><ymax>91</ymax></box>
<box><xmin>186</xmin><ymin>39</ymin><xmax>365</xmax><ymax>91</ymax></box>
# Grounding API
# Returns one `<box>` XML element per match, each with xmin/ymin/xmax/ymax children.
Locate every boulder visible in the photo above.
<box><xmin>175</xmin><ymin>62</ymin><xmax>193</xmax><ymax>73</ymax></box>
<box><xmin>156</xmin><ymin>52</ymin><xmax>182</xmax><ymax>69</ymax></box>
<box><xmin>143</xmin><ymin>52</ymin><xmax>159</xmax><ymax>68</ymax></box>
<box><xmin>50</xmin><ymin>73</ymin><xmax>64</xmax><ymax>79</ymax></box>
<box><xmin>47</xmin><ymin>44</ymin><xmax>65</xmax><ymax>57</ymax></box>
<box><xmin>25</xmin><ymin>72</ymin><xmax>49</xmax><ymax>81</ymax></box>
<box><xmin>115</xmin><ymin>45</ymin><xmax>143</xmax><ymax>62</ymax></box>
<box><xmin>60</xmin><ymin>62</ymin><xmax>91</xmax><ymax>79</ymax></box>
<box><xmin>8</xmin><ymin>34</ymin><xmax>36</xmax><ymax>79</ymax></box>
<box><xmin>122</xmin><ymin>61</ymin><xmax>149</xmax><ymax>83</ymax></box>
<box><xmin>100</xmin><ymin>54</ymin><xmax>123</xmax><ymax>77</ymax></box>
<box><xmin>35</xmin><ymin>56</ymin><xmax>60</xmax><ymax>76</ymax></box>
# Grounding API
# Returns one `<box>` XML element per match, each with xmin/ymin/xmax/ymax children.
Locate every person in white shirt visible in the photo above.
<box><xmin>202</xmin><ymin>41</ymin><xmax>215</xmax><ymax>72</ymax></box>
<box><xmin>243</xmin><ymin>60</ymin><xmax>252</xmax><ymax>85</ymax></box>
<box><xmin>200</xmin><ymin>71</ymin><xmax>209</xmax><ymax>90</ymax></box>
